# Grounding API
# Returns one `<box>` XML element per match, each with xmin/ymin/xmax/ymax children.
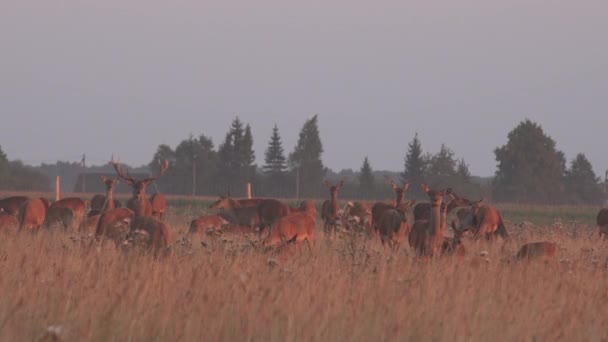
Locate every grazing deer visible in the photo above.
<box><xmin>18</xmin><ymin>198</ymin><xmax>49</xmax><ymax>231</ymax></box>
<box><xmin>89</xmin><ymin>176</ymin><xmax>121</xmax><ymax>216</ymax></box>
<box><xmin>0</xmin><ymin>196</ymin><xmax>29</xmax><ymax>216</ymax></box>
<box><xmin>377</xmin><ymin>201</ymin><xmax>414</xmax><ymax>252</ymax></box>
<box><xmin>95</xmin><ymin>208</ymin><xmax>135</xmax><ymax>248</ymax></box>
<box><xmin>43</xmin><ymin>207</ymin><xmax>74</xmax><ymax>231</ymax></box>
<box><xmin>597</xmin><ymin>208</ymin><xmax>608</xmax><ymax>238</ymax></box>
<box><xmin>408</xmin><ymin>184</ymin><xmax>446</xmax><ymax>257</ymax></box>
<box><xmin>50</xmin><ymin>197</ymin><xmax>86</xmax><ymax>231</ymax></box>
<box><xmin>189</xmin><ymin>215</ymin><xmax>229</xmax><ymax>235</ymax></box>
<box><xmin>516</xmin><ymin>242</ymin><xmax>557</xmax><ymax>260</ymax></box>
<box><xmin>209</xmin><ymin>195</ymin><xmax>261</xmax><ymax>229</ymax></box>
<box><xmin>321</xmin><ymin>180</ymin><xmax>344</xmax><ymax>235</ymax></box>
<box><xmin>371</xmin><ymin>177</ymin><xmax>411</xmax><ymax>237</ymax></box>
<box><xmin>258</xmin><ymin>198</ymin><xmax>291</xmax><ymax>233</ymax></box>
<box><xmin>454</xmin><ymin>199</ymin><xmax>509</xmax><ymax>239</ymax></box>
<box><xmin>111</xmin><ymin>157</ymin><xmax>169</xmax><ymax>218</ymax></box>
<box><xmin>0</xmin><ymin>213</ymin><xmax>19</xmax><ymax>232</ymax></box>
<box><xmin>264</xmin><ymin>200</ymin><xmax>316</xmax><ymax>254</ymax></box>
<box><xmin>126</xmin><ymin>216</ymin><xmax>172</xmax><ymax>256</ymax></box>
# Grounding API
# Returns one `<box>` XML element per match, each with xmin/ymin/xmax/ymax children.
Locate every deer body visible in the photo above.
<box><xmin>127</xmin><ymin>216</ymin><xmax>172</xmax><ymax>255</ymax></box>
<box><xmin>95</xmin><ymin>208</ymin><xmax>135</xmax><ymax>247</ymax></box>
<box><xmin>18</xmin><ymin>198</ymin><xmax>49</xmax><ymax>231</ymax></box>
<box><xmin>408</xmin><ymin>184</ymin><xmax>445</xmax><ymax>257</ymax></box>
<box><xmin>50</xmin><ymin>197</ymin><xmax>86</xmax><ymax>231</ymax></box>
<box><xmin>44</xmin><ymin>207</ymin><xmax>74</xmax><ymax>230</ymax></box>
<box><xmin>0</xmin><ymin>196</ymin><xmax>29</xmax><ymax>216</ymax></box>
<box><xmin>516</xmin><ymin>242</ymin><xmax>557</xmax><ymax>260</ymax></box>
<box><xmin>210</xmin><ymin>196</ymin><xmax>261</xmax><ymax>228</ymax></box>
<box><xmin>0</xmin><ymin>213</ymin><xmax>19</xmax><ymax>232</ymax></box>
<box><xmin>378</xmin><ymin>206</ymin><xmax>410</xmax><ymax>251</ymax></box>
<box><xmin>321</xmin><ymin>180</ymin><xmax>343</xmax><ymax>234</ymax></box>
<box><xmin>149</xmin><ymin>193</ymin><xmax>167</xmax><ymax>220</ymax></box>
<box><xmin>371</xmin><ymin>178</ymin><xmax>411</xmax><ymax>237</ymax></box>
<box><xmin>189</xmin><ymin>215</ymin><xmax>229</xmax><ymax>235</ymax></box>
<box><xmin>258</xmin><ymin>199</ymin><xmax>291</xmax><ymax>231</ymax></box>
<box><xmin>265</xmin><ymin>200</ymin><xmax>316</xmax><ymax>253</ymax></box>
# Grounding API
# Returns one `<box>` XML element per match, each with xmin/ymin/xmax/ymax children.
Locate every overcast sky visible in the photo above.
<box><xmin>1</xmin><ymin>1</ymin><xmax>607</xmax><ymax>177</ymax></box>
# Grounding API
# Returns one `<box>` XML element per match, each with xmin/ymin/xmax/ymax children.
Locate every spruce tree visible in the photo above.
<box><xmin>241</xmin><ymin>124</ymin><xmax>256</xmax><ymax>181</ymax></box>
<box><xmin>263</xmin><ymin>124</ymin><xmax>287</xmax><ymax>177</ymax></box>
<box><xmin>564</xmin><ymin>153</ymin><xmax>603</xmax><ymax>204</ymax></box>
<box><xmin>289</xmin><ymin>115</ymin><xmax>325</xmax><ymax>197</ymax></box>
<box><xmin>402</xmin><ymin>133</ymin><xmax>426</xmax><ymax>197</ymax></box>
<box><xmin>359</xmin><ymin>156</ymin><xmax>375</xmax><ymax>198</ymax></box>
<box><xmin>456</xmin><ymin>158</ymin><xmax>471</xmax><ymax>183</ymax></box>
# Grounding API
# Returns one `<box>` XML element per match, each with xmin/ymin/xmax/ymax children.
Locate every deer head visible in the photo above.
<box><xmin>385</xmin><ymin>176</ymin><xmax>410</xmax><ymax>205</ymax></box>
<box><xmin>111</xmin><ymin>156</ymin><xmax>168</xmax><ymax>201</ymax></box>
<box><xmin>324</xmin><ymin>180</ymin><xmax>344</xmax><ymax>199</ymax></box>
<box><xmin>100</xmin><ymin>176</ymin><xmax>119</xmax><ymax>193</ymax></box>
<box><xmin>420</xmin><ymin>183</ymin><xmax>445</xmax><ymax>207</ymax></box>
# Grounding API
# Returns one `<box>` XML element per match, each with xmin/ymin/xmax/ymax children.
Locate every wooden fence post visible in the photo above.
<box><xmin>247</xmin><ymin>182</ymin><xmax>252</xmax><ymax>199</ymax></box>
<box><xmin>55</xmin><ymin>176</ymin><xmax>60</xmax><ymax>201</ymax></box>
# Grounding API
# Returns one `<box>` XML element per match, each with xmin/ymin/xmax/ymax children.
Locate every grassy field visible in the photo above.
<box><xmin>0</xmin><ymin>193</ymin><xmax>606</xmax><ymax>341</ymax></box>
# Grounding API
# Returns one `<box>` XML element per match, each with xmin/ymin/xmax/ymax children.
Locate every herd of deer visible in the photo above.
<box><xmin>0</xmin><ymin>158</ymin><xmax>607</xmax><ymax>260</ymax></box>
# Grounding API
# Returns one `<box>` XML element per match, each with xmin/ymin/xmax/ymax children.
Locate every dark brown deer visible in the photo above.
<box><xmin>440</xmin><ymin>197</ymin><xmax>466</xmax><ymax>258</ymax></box>
<box><xmin>209</xmin><ymin>195</ymin><xmax>261</xmax><ymax>228</ymax></box>
<box><xmin>371</xmin><ymin>177</ymin><xmax>411</xmax><ymax>237</ymax></box>
<box><xmin>126</xmin><ymin>216</ymin><xmax>172</xmax><ymax>256</ymax></box>
<box><xmin>0</xmin><ymin>196</ymin><xmax>29</xmax><ymax>216</ymax></box>
<box><xmin>453</xmin><ymin>199</ymin><xmax>509</xmax><ymax>239</ymax></box>
<box><xmin>377</xmin><ymin>201</ymin><xmax>414</xmax><ymax>252</ymax></box>
<box><xmin>189</xmin><ymin>215</ymin><xmax>229</xmax><ymax>235</ymax></box>
<box><xmin>597</xmin><ymin>208</ymin><xmax>608</xmax><ymax>238</ymax></box>
<box><xmin>95</xmin><ymin>208</ymin><xmax>135</xmax><ymax>247</ymax></box>
<box><xmin>516</xmin><ymin>242</ymin><xmax>557</xmax><ymax>260</ymax></box>
<box><xmin>18</xmin><ymin>198</ymin><xmax>49</xmax><ymax>231</ymax></box>
<box><xmin>0</xmin><ymin>213</ymin><xmax>19</xmax><ymax>232</ymax></box>
<box><xmin>408</xmin><ymin>184</ymin><xmax>446</xmax><ymax>257</ymax></box>
<box><xmin>321</xmin><ymin>180</ymin><xmax>344</xmax><ymax>235</ymax></box>
<box><xmin>112</xmin><ymin>157</ymin><xmax>169</xmax><ymax>217</ymax></box>
<box><xmin>264</xmin><ymin>200</ymin><xmax>316</xmax><ymax>254</ymax></box>
<box><xmin>258</xmin><ymin>199</ymin><xmax>291</xmax><ymax>233</ymax></box>
<box><xmin>43</xmin><ymin>207</ymin><xmax>74</xmax><ymax>231</ymax></box>
<box><xmin>89</xmin><ymin>176</ymin><xmax>121</xmax><ymax>216</ymax></box>
<box><xmin>49</xmin><ymin>197</ymin><xmax>86</xmax><ymax>231</ymax></box>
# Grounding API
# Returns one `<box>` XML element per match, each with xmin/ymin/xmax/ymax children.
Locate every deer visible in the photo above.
<box><xmin>18</xmin><ymin>198</ymin><xmax>49</xmax><ymax>231</ymax></box>
<box><xmin>371</xmin><ymin>177</ymin><xmax>412</xmax><ymax>237</ymax></box>
<box><xmin>0</xmin><ymin>196</ymin><xmax>29</xmax><ymax>216</ymax></box>
<box><xmin>89</xmin><ymin>176</ymin><xmax>121</xmax><ymax>217</ymax></box>
<box><xmin>188</xmin><ymin>215</ymin><xmax>230</xmax><ymax>236</ymax></box>
<box><xmin>321</xmin><ymin>180</ymin><xmax>344</xmax><ymax>235</ymax></box>
<box><xmin>413</xmin><ymin>189</ymin><xmax>473</xmax><ymax>221</ymax></box>
<box><xmin>43</xmin><ymin>207</ymin><xmax>74</xmax><ymax>231</ymax></box>
<box><xmin>440</xmin><ymin>197</ymin><xmax>467</xmax><ymax>258</ymax></box>
<box><xmin>258</xmin><ymin>198</ymin><xmax>291</xmax><ymax>234</ymax></box>
<box><xmin>408</xmin><ymin>184</ymin><xmax>446</xmax><ymax>257</ymax></box>
<box><xmin>49</xmin><ymin>197</ymin><xmax>87</xmax><ymax>231</ymax></box>
<box><xmin>94</xmin><ymin>207</ymin><xmax>135</xmax><ymax>248</ymax></box>
<box><xmin>264</xmin><ymin>200</ymin><xmax>316</xmax><ymax>254</ymax></box>
<box><xmin>377</xmin><ymin>201</ymin><xmax>415</xmax><ymax>252</ymax></box>
<box><xmin>125</xmin><ymin>216</ymin><xmax>172</xmax><ymax>256</ymax></box>
<box><xmin>209</xmin><ymin>195</ymin><xmax>261</xmax><ymax>229</ymax></box>
<box><xmin>149</xmin><ymin>193</ymin><xmax>167</xmax><ymax>220</ymax></box>
<box><xmin>516</xmin><ymin>242</ymin><xmax>557</xmax><ymax>261</ymax></box>
<box><xmin>453</xmin><ymin>199</ymin><xmax>509</xmax><ymax>239</ymax></box>
<box><xmin>111</xmin><ymin>156</ymin><xmax>169</xmax><ymax>218</ymax></box>
<box><xmin>597</xmin><ymin>208</ymin><xmax>608</xmax><ymax>238</ymax></box>
<box><xmin>342</xmin><ymin>201</ymin><xmax>373</xmax><ymax>232</ymax></box>
<box><xmin>0</xmin><ymin>213</ymin><xmax>19</xmax><ymax>232</ymax></box>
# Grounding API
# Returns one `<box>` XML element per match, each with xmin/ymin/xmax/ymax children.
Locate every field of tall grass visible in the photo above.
<box><xmin>1</xmin><ymin>193</ymin><xmax>607</xmax><ymax>341</ymax></box>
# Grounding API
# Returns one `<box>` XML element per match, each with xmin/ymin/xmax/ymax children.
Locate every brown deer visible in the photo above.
<box><xmin>18</xmin><ymin>198</ymin><xmax>49</xmax><ymax>231</ymax></box>
<box><xmin>454</xmin><ymin>199</ymin><xmax>509</xmax><ymax>239</ymax></box>
<box><xmin>83</xmin><ymin>214</ymin><xmax>101</xmax><ymax>236</ymax></box>
<box><xmin>112</xmin><ymin>157</ymin><xmax>169</xmax><ymax>218</ymax></box>
<box><xmin>0</xmin><ymin>196</ymin><xmax>29</xmax><ymax>216</ymax></box>
<box><xmin>371</xmin><ymin>177</ymin><xmax>411</xmax><ymax>237</ymax></box>
<box><xmin>413</xmin><ymin>189</ymin><xmax>473</xmax><ymax>221</ymax></box>
<box><xmin>43</xmin><ymin>207</ymin><xmax>74</xmax><ymax>231</ymax></box>
<box><xmin>440</xmin><ymin>198</ymin><xmax>466</xmax><ymax>257</ymax></box>
<box><xmin>95</xmin><ymin>208</ymin><xmax>135</xmax><ymax>247</ymax></box>
<box><xmin>377</xmin><ymin>201</ymin><xmax>415</xmax><ymax>252</ymax></box>
<box><xmin>189</xmin><ymin>215</ymin><xmax>229</xmax><ymax>235</ymax></box>
<box><xmin>149</xmin><ymin>193</ymin><xmax>167</xmax><ymax>220</ymax></box>
<box><xmin>408</xmin><ymin>184</ymin><xmax>446</xmax><ymax>257</ymax></box>
<box><xmin>597</xmin><ymin>208</ymin><xmax>608</xmax><ymax>238</ymax></box>
<box><xmin>258</xmin><ymin>198</ymin><xmax>291</xmax><ymax>233</ymax></box>
<box><xmin>516</xmin><ymin>242</ymin><xmax>557</xmax><ymax>260</ymax></box>
<box><xmin>0</xmin><ymin>213</ymin><xmax>19</xmax><ymax>232</ymax></box>
<box><xmin>343</xmin><ymin>201</ymin><xmax>373</xmax><ymax>232</ymax></box>
<box><xmin>321</xmin><ymin>180</ymin><xmax>344</xmax><ymax>234</ymax></box>
<box><xmin>264</xmin><ymin>200</ymin><xmax>316</xmax><ymax>254</ymax></box>
<box><xmin>49</xmin><ymin>197</ymin><xmax>86</xmax><ymax>231</ymax></box>
<box><xmin>89</xmin><ymin>176</ymin><xmax>121</xmax><ymax>216</ymax></box>
<box><xmin>209</xmin><ymin>195</ymin><xmax>261</xmax><ymax>229</ymax></box>
<box><xmin>126</xmin><ymin>216</ymin><xmax>172</xmax><ymax>256</ymax></box>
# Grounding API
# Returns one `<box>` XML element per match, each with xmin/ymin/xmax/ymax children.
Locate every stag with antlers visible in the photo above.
<box><xmin>111</xmin><ymin>157</ymin><xmax>169</xmax><ymax>218</ymax></box>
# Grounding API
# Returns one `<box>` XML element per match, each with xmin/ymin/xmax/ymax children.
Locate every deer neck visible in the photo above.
<box><xmin>394</xmin><ymin>192</ymin><xmax>404</xmax><ymax>207</ymax></box>
<box><xmin>105</xmin><ymin>189</ymin><xmax>115</xmax><ymax>210</ymax></box>
<box><xmin>440</xmin><ymin>203</ymin><xmax>448</xmax><ymax>235</ymax></box>
<box><xmin>428</xmin><ymin>202</ymin><xmax>442</xmax><ymax>237</ymax></box>
<box><xmin>331</xmin><ymin>194</ymin><xmax>339</xmax><ymax>216</ymax></box>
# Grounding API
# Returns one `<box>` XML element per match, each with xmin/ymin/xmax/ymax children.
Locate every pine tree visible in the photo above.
<box><xmin>241</xmin><ymin>124</ymin><xmax>256</xmax><ymax>181</ymax></box>
<box><xmin>289</xmin><ymin>114</ymin><xmax>325</xmax><ymax>197</ymax></box>
<box><xmin>493</xmin><ymin>119</ymin><xmax>566</xmax><ymax>203</ymax></box>
<box><xmin>427</xmin><ymin>144</ymin><xmax>457</xmax><ymax>187</ymax></box>
<box><xmin>456</xmin><ymin>158</ymin><xmax>471</xmax><ymax>183</ymax></box>
<box><xmin>402</xmin><ymin>133</ymin><xmax>426</xmax><ymax>198</ymax></box>
<box><xmin>359</xmin><ymin>156</ymin><xmax>375</xmax><ymax>198</ymax></box>
<box><xmin>263</xmin><ymin>124</ymin><xmax>287</xmax><ymax>177</ymax></box>
<box><xmin>564</xmin><ymin>153</ymin><xmax>603</xmax><ymax>204</ymax></box>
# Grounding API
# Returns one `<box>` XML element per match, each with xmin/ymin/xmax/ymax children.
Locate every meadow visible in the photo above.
<box><xmin>0</xmin><ymin>192</ymin><xmax>607</xmax><ymax>341</ymax></box>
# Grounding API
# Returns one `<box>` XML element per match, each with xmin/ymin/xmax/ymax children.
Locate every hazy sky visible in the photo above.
<box><xmin>1</xmin><ymin>1</ymin><xmax>607</xmax><ymax>177</ymax></box>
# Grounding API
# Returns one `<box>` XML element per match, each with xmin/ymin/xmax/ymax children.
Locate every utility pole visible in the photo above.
<box><xmin>190</xmin><ymin>135</ymin><xmax>196</xmax><ymax>197</ymax></box>
<box><xmin>81</xmin><ymin>153</ymin><xmax>86</xmax><ymax>193</ymax></box>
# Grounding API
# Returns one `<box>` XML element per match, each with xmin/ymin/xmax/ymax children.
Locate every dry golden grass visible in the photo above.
<box><xmin>1</xmin><ymin>207</ymin><xmax>608</xmax><ymax>341</ymax></box>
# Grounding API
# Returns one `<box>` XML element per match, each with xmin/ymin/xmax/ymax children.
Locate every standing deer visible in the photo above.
<box><xmin>95</xmin><ymin>208</ymin><xmax>135</xmax><ymax>248</ymax></box>
<box><xmin>89</xmin><ymin>176</ymin><xmax>121</xmax><ymax>216</ymax></box>
<box><xmin>408</xmin><ymin>184</ymin><xmax>446</xmax><ymax>257</ymax></box>
<box><xmin>0</xmin><ymin>196</ymin><xmax>29</xmax><ymax>216</ymax></box>
<box><xmin>264</xmin><ymin>200</ymin><xmax>316</xmax><ymax>254</ymax></box>
<box><xmin>377</xmin><ymin>201</ymin><xmax>414</xmax><ymax>252</ymax></box>
<box><xmin>209</xmin><ymin>195</ymin><xmax>261</xmax><ymax>229</ymax></box>
<box><xmin>49</xmin><ymin>197</ymin><xmax>87</xmax><ymax>231</ymax></box>
<box><xmin>111</xmin><ymin>157</ymin><xmax>169</xmax><ymax>218</ymax></box>
<box><xmin>371</xmin><ymin>177</ymin><xmax>411</xmax><ymax>237</ymax></box>
<box><xmin>453</xmin><ymin>199</ymin><xmax>509</xmax><ymax>239</ymax></box>
<box><xmin>321</xmin><ymin>180</ymin><xmax>344</xmax><ymax>235</ymax></box>
<box><xmin>258</xmin><ymin>199</ymin><xmax>291</xmax><ymax>233</ymax></box>
<box><xmin>18</xmin><ymin>198</ymin><xmax>49</xmax><ymax>231</ymax></box>
<box><xmin>597</xmin><ymin>208</ymin><xmax>608</xmax><ymax>238</ymax></box>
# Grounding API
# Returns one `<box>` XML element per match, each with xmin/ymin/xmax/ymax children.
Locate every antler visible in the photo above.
<box><xmin>111</xmin><ymin>156</ymin><xmax>136</xmax><ymax>184</ymax></box>
<box><xmin>384</xmin><ymin>176</ymin><xmax>398</xmax><ymax>190</ymax></box>
<box><xmin>144</xmin><ymin>159</ymin><xmax>169</xmax><ymax>183</ymax></box>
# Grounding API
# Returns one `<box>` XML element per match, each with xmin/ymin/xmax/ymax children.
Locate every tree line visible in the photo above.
<box><xmin>0</xmin><ymin>118</ymin><xmax>606</xmax><ymax>204</ymax></box>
